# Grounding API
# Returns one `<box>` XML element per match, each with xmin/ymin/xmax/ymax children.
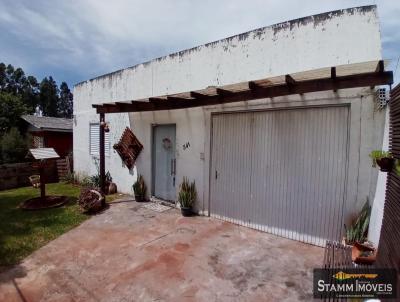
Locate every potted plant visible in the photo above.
<box><xmin>178</xmin><ymin>177</ymin><xmax>197</xmax><ymax>217</ymax></box>
<box><xmin>132</xmin><ymin>174</ymin><xmax>147</xmax><ymax>202</ymax></box>
<box><xmin>369</xmin><ymin>150</ymin><xmax>394</xmax><ymax>172</ymax></box>
<box><xmin>343</xmin><ymin>201</ymin><xmax>376</xmax><ymax>264</ymax></box>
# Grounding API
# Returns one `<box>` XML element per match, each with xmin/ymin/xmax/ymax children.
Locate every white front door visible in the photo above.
<box><xmin>153</xmin><ymin>124</ymin><xmax>176</xmax><ymax>201</ymax></box>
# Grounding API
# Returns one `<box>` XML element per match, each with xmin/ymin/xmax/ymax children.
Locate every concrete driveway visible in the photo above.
<box><xmin>0</xmin><ymin>200</ymin><xmax>323</xmax><ymax>302</ymax></box>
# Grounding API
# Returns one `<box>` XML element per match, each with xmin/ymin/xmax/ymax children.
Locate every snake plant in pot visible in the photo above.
<box><xmin>132</xmin><ymin>174</ymin><xmax>147</xmax><ymax>202</ymax></box>
<box><xmin>343</xmin><ymin>200</ymin><xmax>376</xmax><ymax>264</ymax></box>
<box><xmin>178</xmin><ymin>177</ymin><xmax>197</xmax><ymax>217</ymax></box>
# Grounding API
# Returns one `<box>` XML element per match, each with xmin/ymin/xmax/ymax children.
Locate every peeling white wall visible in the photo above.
<box><xmin>368</xmin><ymin>108</ymin><xmax>390</xmax><ymax>246</ymax></box>
<box><xmin>73</xmin><ymin>4</ymin><xmax>384</xmax><ymax>223</ymax></box>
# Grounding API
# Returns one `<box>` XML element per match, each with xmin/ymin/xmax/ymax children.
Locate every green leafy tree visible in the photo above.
<box><xmin>39</xmin><ymin>76</ymin><xmax>60</xmax><ymax>117</ymax></box>
<box><xmin>0</xmin><ymin>92</ymin><xmax>28</xmax><ymax>135</ymax></box>
<box><xmin>0</xmin><ymin>62</ymin><xmax>73</xmax><ymax>118</ymax></box>
<box><xmin>0</xmin><ymin>63</ymin><xmax>40</xmax><ymax>113</ymax></box>
<box><xmin>58</xmin><ymin>82</ymin><xmax>73</xmax><ymax>118</ymax></box>
<box><xmin>0</xmin><ymin>128</ymin><xmax>29</xmax><ymax>164</ymax></box>
<box><xmin>0</xmin><ymin>63</ymin><xmax>6</xmax><ymax>90</ymax></box>
<box><xmin>20</xmin><ymin>75</ymin><xmax>40</xmax><ymax>113</ymax></box>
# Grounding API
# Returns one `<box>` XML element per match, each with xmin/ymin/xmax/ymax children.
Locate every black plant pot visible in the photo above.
<box><xmin>376</xmin><ymin>157</ymin><xmax>394</xmax><ymax>172</ymax></box>
<box><xmin>181</xmin><ymin>207</ymin><xmax>193</xmax><ymax>217</ymax></box>
<box><xmin>135</xmin><ymin>195</ymin><xmax>146</xmax><ymax>202</ymax></box>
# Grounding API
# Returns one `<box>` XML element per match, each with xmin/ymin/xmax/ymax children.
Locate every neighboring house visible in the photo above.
<box><xmin>73</xmin><ymin>5</ymin><xmax>393</xmax><ymax>246</ymax></box>
<box><xmin>21</xmin><ymin>115</ymin><xmax>73</xmax><ymax>157</ymax></box>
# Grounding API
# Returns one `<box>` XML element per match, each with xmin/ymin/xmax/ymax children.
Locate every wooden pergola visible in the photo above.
<box><xmin>93</xmin><ymin>60</ymin><xmax>393</xmax><ymax>193</ymax></box>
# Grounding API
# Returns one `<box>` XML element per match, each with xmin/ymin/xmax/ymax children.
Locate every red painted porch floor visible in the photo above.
<box><xmin>0</xmin><ymin>200</ymin><xmax>323</xmax><ymax>301</ymax></box>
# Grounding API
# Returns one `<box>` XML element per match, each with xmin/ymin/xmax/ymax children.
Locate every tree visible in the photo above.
<box><xmin>0</xmin><ymin>63</ymin><xmax>40</xmax><ymax>113</ymax></box>
<box><xmin>0</xmin><ymin>128</ymin><xmax>29</xmax><ymax>164</ymax></box>
<box><xmin>0</xmin><ymin>63</ymin><xmax>6</xmax><ymax>90</ymax></box>
<box><xmin>58</xmin><ymin>82</ymin><xmax>73</xmax><ymax>118</ymax></box>
<box><xmin>39</xmin><ymin>76</ymin><xmax>60</xmax><ymax>117</ymax></box>
<box><xmin>21</xmin><ymin>75</ymin><xmax>40</xmax><ymax>113</ymax></box>
<box><xmin>0</xmin><ymin>62</ymin><xmax>73</xmax><ymax>118</ymax></box>
<box><xmin>0</xmin><ymin>92</ymin><xmax>28</xmax><ymax>135</ymax></box>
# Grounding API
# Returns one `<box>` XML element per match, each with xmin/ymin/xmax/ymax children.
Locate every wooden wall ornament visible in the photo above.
<box><xmin>113</xmin><ymin>127</ymin><xmax>143</xmax><ymax>169</ymax></box>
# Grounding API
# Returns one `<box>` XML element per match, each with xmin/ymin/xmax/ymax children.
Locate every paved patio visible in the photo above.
<box><xmin>0</xmin><ymin>200</ymin><xmax>323</xmax><ymax>302</ymax></box>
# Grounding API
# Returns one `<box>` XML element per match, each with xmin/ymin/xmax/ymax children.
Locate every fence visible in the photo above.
<box><xmin>0</xmin><ymin>160</ymin><xmax>58</xmax><ymax>191</ymax></box>
<box><xmin>375</xmin><ymin>84</ymin><xmax>400</xmax><ymax>298</ymax></box>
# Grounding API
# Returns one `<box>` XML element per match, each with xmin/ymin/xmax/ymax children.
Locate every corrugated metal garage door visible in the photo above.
<box><xmin>210</xmin><ymin>106</ymin><xmax>349</xmax><ymax>246</ymax></box>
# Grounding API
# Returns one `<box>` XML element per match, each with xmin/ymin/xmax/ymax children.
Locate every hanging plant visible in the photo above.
<box><xmin>369</xmin><ymin>150</ymin><xmax>394</xmax><ymax>172</ymax></box>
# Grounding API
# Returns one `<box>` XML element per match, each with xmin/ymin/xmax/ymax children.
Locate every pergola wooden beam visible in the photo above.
<box><xmin>248</xmin><ymin>81</ymin><xmax>263</xmax><ymax>90</ymax></box>
<box><xmin>371</xmin><ymin>60</ymin><xmax>385</xmax><ymax>88</ymax></box>
<box><xmin>285</xmin><ymin>74</ymin><xmax>296</xmax><ymax>85</ymax></box>
<box><xmin>94</xmin><ymin>70</ymin><xmax>393</xmax><ymax>114</ymax></box>
<box><xmin>331</xmin><ymin>67</ymin><xmax>337</xmax><ymax>92</ymax></box>
<box><xmin>167</xmin><ymin>96</ymin><xmax>192</xmax><ymax>102</ymax></box>
<box><xmin>331</xmin><ymin>67</ymin><xmax>337</xmax><ymax>79</ymax></box>
<box><xmin>216</xmin><ymin>88</ymin><xmax>234</xmax><ymax>96</ymax></box>
<box><xmin>376</xmin><ymin>60</ymin><xmax>384</xmax><ymax>73</ymax></box>
<box><xmin>149</xmin><ymin>97</ymin><xmax>165</xmax><ymax>102</ymax></box>
<box><xmin>190</xmin><ymin>91</ymin><xmax>208</xmax><ymax>99</ymax></box>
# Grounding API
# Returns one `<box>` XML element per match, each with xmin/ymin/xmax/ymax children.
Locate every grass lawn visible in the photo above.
<box><xmin>0</xmin><ymin>183</ymin><xmax>87</xmax><ymax>268</ymax></box>
<box><xmin>0</xmin><ymin>182</ymin><xmax>132</xmax><ymax>268</ymax></box>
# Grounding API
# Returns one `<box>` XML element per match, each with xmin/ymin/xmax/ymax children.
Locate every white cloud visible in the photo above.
<box><xmin>0</xmin><ymin>0</ymin><xmax>399</xmax><ymax>85</ymax></box>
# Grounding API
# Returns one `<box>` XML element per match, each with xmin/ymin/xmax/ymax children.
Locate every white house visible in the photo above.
<box><xmin>73</xmin><ymin>5</ymin><xmax>393</xmax><ymax>246</ymax></box>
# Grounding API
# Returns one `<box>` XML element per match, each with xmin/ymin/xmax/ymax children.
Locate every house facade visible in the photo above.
<box><xmin>21</xmin><ymin>115</ymin><xmax>73</xmax><ymax>157</ymax></box>
<box><xmin>73</xmin><ymin>5</ymin><xmax>391</xmax><ymax>246</ymax></box>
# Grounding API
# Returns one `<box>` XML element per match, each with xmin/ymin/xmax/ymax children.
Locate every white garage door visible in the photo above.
<box><xmin>210</xmin><ymin>106</ymin><xmax>349</xmax><ymax>246</ymax></box>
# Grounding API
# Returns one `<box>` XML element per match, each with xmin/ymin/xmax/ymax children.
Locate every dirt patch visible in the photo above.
<box><xmin>20</xmin><ymin>196</ymin><xmax>68</xmax><ymax>210</ymax></box>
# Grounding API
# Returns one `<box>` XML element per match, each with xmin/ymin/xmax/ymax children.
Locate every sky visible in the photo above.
<box><xmin>0</xmin><ymin>0</ymin><xmax>399</xmax><ymax>88</ymax></box>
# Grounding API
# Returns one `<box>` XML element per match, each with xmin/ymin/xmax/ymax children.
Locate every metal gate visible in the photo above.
<box><xmin>210</xmin><ymin>106</ymin><xmax>349</xmax><ymax>246</ymax></box>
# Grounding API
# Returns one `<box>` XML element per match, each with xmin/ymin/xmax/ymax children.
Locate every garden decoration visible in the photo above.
<box><xmin>21</xmin><ymin>148</ymin><xmax>68</xmax><ymax>210</ymax></box>
<box><xmin>113</xmin><ymin>127</ymin><xmax>143</xmax><ymax>169</ymax></box>
<box><xmin>369</xmin><ymin>150</ymin><xmax>394</xmax><ymax>172</ymax></box>
<box><xmin>78</xmin><ymin>187</ymin><xmax>105</xmax><ymax>213</ymax></box>
<box><xmin>178</xmin><ymin>177</ymin><xmax>197</xmax><ymax>217</ymax></box>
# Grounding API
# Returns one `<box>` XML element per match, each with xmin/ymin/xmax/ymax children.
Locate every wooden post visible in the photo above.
<box><xmin>39</xmin><ymin>160</ymin><xmax>46</xmax><ymax>200</ymax></box>
<box><xmin>99</xmin><ymin>113</ymin><xmax>106</xmax><ymax>203</ymax></box>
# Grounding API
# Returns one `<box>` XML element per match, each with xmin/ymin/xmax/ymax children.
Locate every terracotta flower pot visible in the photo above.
<box><xmin>351</xmin><ymin>242</ymin><xmax>377</xmax><ymax>265</ymax></box>
<box><xmin>376</xmin><ymin>157</ymin><xmax>394</xmax><ymax>172</ymax></box>
<box><xmin>108</xmin><ymin>182</ymin><xmax>117</xmax><ymax>194</ymax></box>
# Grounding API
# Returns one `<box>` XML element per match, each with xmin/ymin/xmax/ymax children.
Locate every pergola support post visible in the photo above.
<box><xmin>39</xmin><ymin>160</ymin><xmax>46</xmax><ymax>200</ymax></box>
<box><xmin>99</xmin><ymin>113</ymin><xmax>106</xmax><ymax>203</ymax></box>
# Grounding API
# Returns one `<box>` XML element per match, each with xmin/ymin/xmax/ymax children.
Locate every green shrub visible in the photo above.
<box><xmin>0</xmin><ymin>127</ymin><xmax>29</xmax><ymax>164</ymax></box>
<box><xmin>89</xmin><ymin>171</ymin><xmax>112</xmax><ymax>187</ymax></box>
<box><xmin>80</xmin><ymin>176</ymin><xmax>93</xmax><ymax>188</ymax></box>
<box><xmin>89</xmin><ymin>158</ymin><xmax>112</xmax><ymax>187</ymax></box>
